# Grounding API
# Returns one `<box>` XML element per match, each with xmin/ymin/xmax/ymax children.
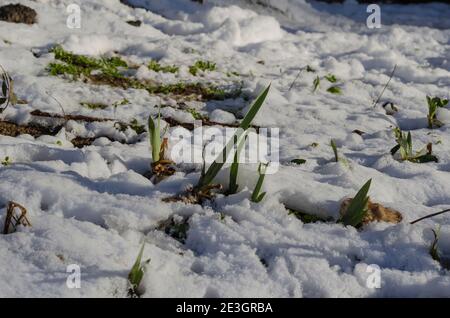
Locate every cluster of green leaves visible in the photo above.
<box><xmin>148</xmin><ymin>60</ymin><xmax>179</xmax><ymax>74</ymax></box>
<box><xmin>0</xmin><ymin>65</ymin><xmax>17</xmax><ymax>114</ymax></box>
<box><xmin>189</xmin><ymin>60</ymin><xmax>216</xmax><ymax>76</ymax></box>
<box><xmin>128</xmin><ymin>243</ymin><xmax>150</xmax><ymax>298</ymax></box>
<box><xmin>312</xmin><ymin>73</ymin><xmax>342</xmax><ymax>94</ymax></box>
<box><xmin>1</xmin><ymin>156</ymin><xmax>11</xmax><ymax>166</ymax></box>
<box><xmin>48</xmin><ymin>45</ymin><xmax>127</xmax><ymax>79</ymax></box>
<box><xmin>427</xmin><ymin>96</ymin><xmax>448</xmax><ymax>129</ymax></box>
<box><xmin>251</xmin><ymin>163</ymin><xmax>268</xmax><ymax>203</ymax></box>
<box><xmin>390</xmin><ymin>128</ymin><xmax>438</xmax><ymax>163</ymax></box>
<box><xmin>339</xmin><ymin>179</ymin><xmax>371</xmax><ymax>228</ymax></box>
<box><xmin>47</xmin><ymin>48</ymin><xmax>236</xmax><ymax>101</ymax></box>
<box><xmin>196</xmin><ymin>85</ymin><xmax>270</xmax><ymax>190</ymax></box>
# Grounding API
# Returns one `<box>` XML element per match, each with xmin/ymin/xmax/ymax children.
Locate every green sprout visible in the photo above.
<box><xmin>324</xmin><ymin>74</ymin><xmax>337</xmax><ymax>83</ymax></box>
<box><xmin>251</xmin><ymin>162</ymin><xmax>269</xmax><ymax>203</ymax></box>
<box><xmin>429</xmin><ymin>227</ymin><xmax>441</xmax><ymax>263</ymax></box>
<box><xmin>339</xmin><ymin>179</ymin><xmax>371</xmax><ymax>228</ymax></box>
<box><xmin>312</xmin><ymin>76</ymin><xmax>320</xmax><ymax>92</ymax></box>
<box><xmin>227</xmin><ymin>134</ymin><xmax>247</xmax><ymax>195</ymax></box>
<box><xmin>390</xmin><ymin>128</ymin><xmax>438</xmax><ymax>163</ymax></box>
<box><xmin>196</xmin><ymin>85</ymin><xmax>270</xmax><ymax>190</ymax></box>
<box><xmin>427</xmin><ymin>96</ymin><xmax>448</xmax><ymax>129</ymax></box>
<box><xmin>327</xmin><ymin>86</ymin><xmax>342</xmax><ymax>94</ymax></box>
<box><xmin>148</xmin><ymin>109</ymin><xmax>163</xmax><ymax>163</ymax></box>
<box><xmin>128</xmin><ymin>242</ymin><xmax>150</xmax><ymax>298</ymax></box>
<box><xmin>330</xmin><ymin>139</ymin><xmax>339</xmax><ymax>162</ymax></box>
<box><xmin>1</xmin><ymin>156</ymin><xmax>12</xmax><ymax>166</ymax></box>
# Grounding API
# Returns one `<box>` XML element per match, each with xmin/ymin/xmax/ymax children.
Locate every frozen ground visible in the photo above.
<box><xmin>0</xmin><ymin>0</ymin><xmax>450</xmax><ymax>297</ymax></box>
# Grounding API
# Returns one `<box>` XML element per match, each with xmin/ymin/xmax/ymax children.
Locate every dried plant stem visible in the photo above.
<box><xmin>3</xmin><ymin>201</ymin><xmax>31</xmax><ymax>234</ymax></box>
<box><xmin>410</xmin><ymin>209</ymin><xmax>450</xmax><ymax>225</ymax></box>
<box><xmin>372</xmin><ymin>64</ymin><xmax>397</xmax><ymax>108</ymax></box>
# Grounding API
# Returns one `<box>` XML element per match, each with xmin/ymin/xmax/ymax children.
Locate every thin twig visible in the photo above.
<box><xmin>46</xmin><ymin>91</ymin><xmax>67</xmax><ymax>118</ymax></box>
<box><xmin>372</xmin><ymin>64</ymin><xmax>397</xmax><ymax>108</ymax></box>
<box><xmin>288</xmin><ymin>68</ymin><xmax>304</xmax><ymax>92</ymax></box>
<box><xmin>410</xmin><ymin>208</ymin><xmax>450</xmax><ymax>225</ymax></box>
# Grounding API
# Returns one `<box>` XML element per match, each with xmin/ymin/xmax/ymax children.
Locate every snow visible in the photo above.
<box><xmin>0</xmin><ymin>0</ymin><xmax>450</xmax><ymax>297</ymax></box>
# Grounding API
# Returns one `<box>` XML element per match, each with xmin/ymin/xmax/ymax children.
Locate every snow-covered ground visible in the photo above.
<box><xmin>0</xmin><ymin>0</ymin><xmax>450</xmax><ymax>297</ymax></box>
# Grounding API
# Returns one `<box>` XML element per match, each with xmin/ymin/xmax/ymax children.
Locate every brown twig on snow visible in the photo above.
<box><xmin>3</xmin><ymin>201</ymin><xmax>31</xmax><ymax>234</ymax></box>
<box><xmin>410</xmin><ymin>209</ymin><xmax>450</xmax><ymax>225</ymax></box>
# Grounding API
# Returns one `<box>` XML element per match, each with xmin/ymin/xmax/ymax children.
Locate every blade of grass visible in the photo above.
<box><xmin>251</xmin><ymin>163</ymin><xmax>268</xmax><ymax>203</ymax></box>
<box><xmin>330</xmin><ymin>139</ymin><xmax>339</xmax><ymax>162</ymax></box>
<box><xmin>340</xmin><ymin>179</ymin><xmax>372</xmax><ymax>227</ymax></box>
<box><xmin>228</xmin><ymin>133</ymin><xmax>247</xmax><ymax>195</ymax></box>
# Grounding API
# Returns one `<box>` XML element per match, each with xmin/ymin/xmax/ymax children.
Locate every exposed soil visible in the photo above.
<box><xmin>0</xmin><ymin>4</ymin><xmax>37</xmax><ymax>25</ymax></box>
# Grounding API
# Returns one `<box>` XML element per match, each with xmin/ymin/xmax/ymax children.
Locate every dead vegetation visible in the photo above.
<box><xmin>339</xmin><ymin>198</ymin><xmax>403</xmax><ymax>226</ymax></box>
<box><xmin>2</xmin><ymin>201</ymin><xmax>31</xmax><ymax>234</ymax></box>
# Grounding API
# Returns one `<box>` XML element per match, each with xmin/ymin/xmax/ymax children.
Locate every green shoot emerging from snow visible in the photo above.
<box><xmin>128</xmin><ymin>242</ymin><xmax>150</xmax><ymax>298</ymax></box>
<box><xmin>327</xmin><ymin>86</ymin><xmax>342</xmax><ymax>94</ymax></box>
<box><xmin>148</xmin><ymin>108</ymin><xmax>163</xmax><ymax>163</ymax></box>
<box><xmin>312</xmin><ymin>76</ymin><xmax>320</xmax><ymax>92</ymax></box>
<box><xmin>196</xmin><ymin>85</ymin><xmax>270</xmax><ymax>190</ymax></box>
<box><xmin>427</xmin><ymin>96</ymin><xmax>448</xmax><ymax>129</ymax></box>
<box><xmin>189</xmin><ymin>60</ymin><xmax>216</xmax><ymax>76</ymax></box>
<box><xmin>390</xmin><ymin>128</ymin><xmax>438</xmax><ymax>163</ymax></box>
<box><xmin>339</xmin><ymin>179</ymin><xmax>371</xmax><ymax>228</ymax></box>
<box><xmin>330</xmin><ymin>139</ymin><xmax>339</xmax><ymax>162</ymax></box>
<box><xmin>1</xmin><ymin>156</ymin><xmax>12</xmax><ymax>166</ymax></box>
<box><xmin>251</xmin><ymin>163</ymin><xmax>268</xmax><ymax>203</ymax></box>
<box><xmin>312</xmin><ymin>73</ymin><xmax>342</xmax><ymax>94</ymax></box>
<box><xmin>429</xmin><ymin>227</ymin><xmax>441</xmax><ymax>263</ymax></box>
<box><xmin>325</xmin><ymin>74</ymin><xmax>337</xmax><ymax>83</ymax></box>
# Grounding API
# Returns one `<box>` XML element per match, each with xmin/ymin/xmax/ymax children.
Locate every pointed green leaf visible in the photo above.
<box><xmin>340</xmin><ymin>179</ymin><xmax>372</xmax><ymax>227</ymax></box>
<box><xmin>312</xmin><ymin>76</ymin><xmax>320</xmax><ymax>92</ymax></box>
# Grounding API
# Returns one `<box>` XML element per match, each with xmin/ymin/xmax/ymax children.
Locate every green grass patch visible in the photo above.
<box><xmin>80</xmin><ymin>102</ymin><xmax>108</xmax><ymax>110</ymax></box>
<box><xmin>148</xmin><ymin>60</ymin><xmax>179</xmax><ymax>74</ymax></box>
<box><xmin>189</xmin><ymin>60</ymin><xmax>216</xmax><ymax>76</ymax></box>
